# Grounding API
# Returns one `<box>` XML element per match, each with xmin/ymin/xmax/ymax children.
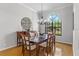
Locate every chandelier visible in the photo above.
<box><xmin>38</xmin><ymin>3</ymin><xmax>50</xmax><ymax>24</ymax></box>
<box><xmin>38</xmin><ymin>3</ymin><xmax>44</xmax><ymax>24</ymax></box>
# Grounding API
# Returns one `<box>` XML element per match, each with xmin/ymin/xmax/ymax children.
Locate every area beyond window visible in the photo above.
<box><xmin>49</xmin><ymin>15</ymin><xmax>62</xmax><ymax>36</ymax></box>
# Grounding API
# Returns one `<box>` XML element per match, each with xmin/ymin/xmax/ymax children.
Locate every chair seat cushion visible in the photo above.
<box><xmin>39</xmin><ymin>42</ymin><xmax>47</xmax><ymax>47</ymax></box>
<box><xmin>27</xmin><ymin>45</ymin><xmax>36</xmax><ymax>50</ymax></box>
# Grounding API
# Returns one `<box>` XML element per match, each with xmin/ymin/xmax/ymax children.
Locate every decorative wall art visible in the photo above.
<box><xmin>21</xmin><ymin>17</ymin><xmax>32</xmax><ymax>31</ymax></box>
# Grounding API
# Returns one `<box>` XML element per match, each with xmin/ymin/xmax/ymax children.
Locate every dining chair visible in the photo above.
<box><xmin>17</xmin><ymin>32</ymin><xmax>23</xmax><ymax>46</ymax></box>
<box><xmin>48</xmin><ymin>31</ymin><xmax>56</xmax><ymax>55</ymax></box>
<box><xmin>39</xmin><ymin>33</ymin><xmax>55</xmax><ymax>56</ymax></box>
<box><xmin>20</xmin><ymin>31</ymin><xmax>38</xmax><ymax>56</ymax></box>
<box><xmin>17</xmin><ymin>31</ymin><xmax>27</xmax><ymax>46</ymax></box>
<box><xmin>48</xmin><ymin>33</ymin><xmax>55</xmax><ymax>55</ymax></box>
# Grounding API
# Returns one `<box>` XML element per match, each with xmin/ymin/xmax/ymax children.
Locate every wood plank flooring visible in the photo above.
<box><xmin>0</xmin><ymin>42</ymin><xmax>73</xmax><ymax>56</ymax></box>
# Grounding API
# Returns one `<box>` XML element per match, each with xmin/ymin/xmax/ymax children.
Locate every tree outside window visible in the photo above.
<box><xmin>49</xmin><ymin>15</ymin><xmax>62</xmax><ymax>36</ymax></box>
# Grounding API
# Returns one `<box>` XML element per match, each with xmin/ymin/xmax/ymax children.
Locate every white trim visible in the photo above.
<box><xmin>56</xmin><ymin>40</ymin><xmax>72</xmax><ymax>45</ymax></box>
<box><xmin>18</xmin><ymin>3</ymin><xmax>37</xmax><ymax>12</ymax></box>
<box><xmin>0</xmin><ymin>44</ymin><xmax>16</xmax><ymax>51</ymax></box>
<box><xmin>18</xmin><ymin>3</ymin><xmax>73</xmax><ymax>13</ymax></box>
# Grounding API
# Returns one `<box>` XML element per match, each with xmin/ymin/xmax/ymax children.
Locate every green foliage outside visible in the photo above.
<box><xmin>49</xmin><ymin>19</ymin><xmax>62</xmax><ymax>36</ymax></box>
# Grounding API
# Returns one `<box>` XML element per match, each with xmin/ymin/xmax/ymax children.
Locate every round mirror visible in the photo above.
<box><xmin>21</xmin><ymin>17</ymin><xmax>32</xmax><ymax>31</ymax></box>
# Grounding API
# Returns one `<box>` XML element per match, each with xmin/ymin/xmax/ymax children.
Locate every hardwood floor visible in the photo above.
<box><xmin>56</xmin><ymin>42</ymin><xmax>73</xmax><ymax>56</ymax></box>
<box><xmin>0</xmin><ymin>42</ymin><xmax>73</xmax><ymax>56</ymax></box>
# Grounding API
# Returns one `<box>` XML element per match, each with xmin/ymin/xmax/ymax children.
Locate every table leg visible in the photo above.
<box><xmin>36</xmin><ymin>44</ymin><xmax>39</xmax><ymax>56</ymax></box>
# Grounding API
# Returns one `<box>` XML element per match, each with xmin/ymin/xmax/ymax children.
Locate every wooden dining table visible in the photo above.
<box><xmin>29</xmin><ymin>33</ymin><xmax>55</xmax><ymax>56</ymax></box>
<box><xmin>29</xmin><ymin>34</ymin><xmax>49</xmax><ymax>55</ymax></box>
<box><xmin>17</xmin><ymin>31</ymin><xmax>55</xmax><ymax>56</ymax></box>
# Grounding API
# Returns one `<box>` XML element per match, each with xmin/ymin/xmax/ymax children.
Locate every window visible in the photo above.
<box><xmin>49</xmin><ymin>15</ymin><xmax>62</xmax><ymax>36</ymax></box>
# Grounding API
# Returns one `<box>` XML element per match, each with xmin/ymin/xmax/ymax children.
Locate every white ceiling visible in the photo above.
<box><xmin>23</xmin><ymin>3</ymin><xmax>73</xmax><ymax>12</ymax></box>
<box><xmin>0</xmin><ymin>3</ymin><xmax>73</xmax><ymax>13</ymax></box>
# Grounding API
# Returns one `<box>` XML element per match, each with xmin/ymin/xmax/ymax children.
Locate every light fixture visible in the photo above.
<box><xmin>41</xmin><ymin>3</ymin><xmax>43</xmax><ymax>20</ymax></box>
<box><xmin>39</xmin><ymin>3</ymin><xmax>44</xmax><ymax>24</ymax></box>
<box><xmin>40</xmin><ymin>3</ymin><xmax>50</xmax><ymax>24</ymax></box>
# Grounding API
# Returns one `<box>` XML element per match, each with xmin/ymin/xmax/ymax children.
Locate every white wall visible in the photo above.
<box><xmin>56</xmin><ymin>5</ymin><xmax>73</xmax><ymax>44</ymax></box>
<box><xmin>38</xmin><ymin>5</ymin><xmax>73</xmax><ymax>44</ymax></box>
<box><xmin>73</xmin><ymin>4</ymin><xmax>79</xmax><ymax>56</ymax></box>
<box><xmin>0</xmin><ymin>3</ymin><xmax>38</xmax><ymax>51</ymax></box>
<box><xmin>39</xmin><ymin>24</ymin><xmax>45</xmax><ymax>34</ymax></box>
<box><xmin>0</xmin><ymin>3</ymin><xmax>73</xmax><ymax>51</ymax></box>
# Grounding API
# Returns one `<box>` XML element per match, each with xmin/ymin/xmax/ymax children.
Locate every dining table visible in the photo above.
<box><xmin>18</xmin><ymin>32</ymin><xmax>55</xmax><ymax>56</ymax></box>
<box><xmin>29</xmin><ymin>34</ymin><xmax>48</xmax><ymax>55</ymax></box>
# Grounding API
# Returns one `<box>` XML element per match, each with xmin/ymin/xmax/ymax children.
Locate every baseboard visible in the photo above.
<box><xmin>56</xmin><ymin>41</ymin><xmax>72</xmax><ymax>45</ymax></box>
<box><xmin>0</xmin><ymin>44</ymin><xmax>17</xmax><ymax>51</ymax></box>
<box><xmin>0</xmin><ymin>41</ymin><xmax>72</xmax><ymax>51</ymax></box>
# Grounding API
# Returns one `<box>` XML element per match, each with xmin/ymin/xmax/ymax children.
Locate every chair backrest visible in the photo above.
<box><xmin>17</xmin><ymin>31</ymin><xmax>30</xmax><ymax>43</ymax></box>
<box><xmin>17</xmin><ymin>32</ymin><xmax>22</xmax><ymax>39</ymax></box>
<box><xmin>48</xmin><ymin>33</ymin><xmax>55</xmax><ymax>47</ymax></box>
<box><xmin>19</xmin><ymin>31</ymin><xmax>32</xmax><ymax>51</ymax></box>
<box><xmin>17</xmin><ymin>31</ymin><xmax>29</xmax><ymax>39</ymax></box>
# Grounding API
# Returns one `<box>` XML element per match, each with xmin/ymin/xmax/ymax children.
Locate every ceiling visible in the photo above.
<box><xmin>23</xmin><ymin>3</ymin><xmax>73</xmax><ymax>12</ymax></box>
<box><xmin>0</xmin><ymin>3</ymin><xmax>73</xmax><ymax>13</ymax></box>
